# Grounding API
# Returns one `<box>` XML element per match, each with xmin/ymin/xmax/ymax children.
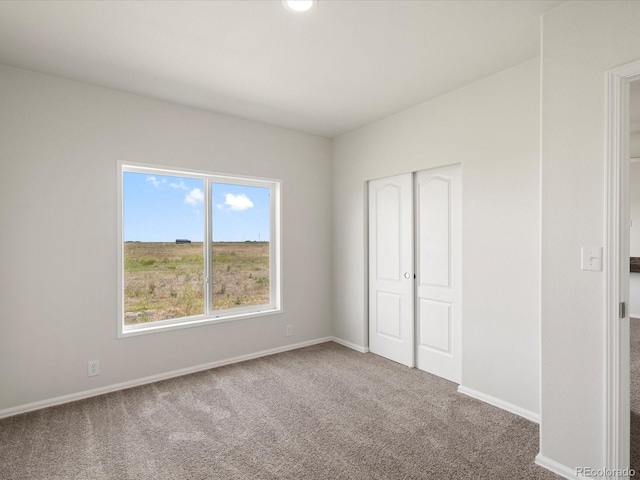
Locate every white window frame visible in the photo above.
<box><xmin>117</xmin><ymin>161</ymin><xmax>282</xmax><ymax>338</ymax></box>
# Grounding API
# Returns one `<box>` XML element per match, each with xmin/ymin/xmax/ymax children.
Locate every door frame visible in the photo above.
<box><xmin>605</xmin><ymin>60</ymin><xmax>640</xmax><ymax>473</ymax></box>
<box><xmin>366</xmin><ymin>164</ymin><xmax>462</xmax><ymax>376</ymax></box>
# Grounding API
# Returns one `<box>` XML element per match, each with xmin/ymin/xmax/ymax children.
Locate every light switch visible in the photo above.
<box><xmin>581</xmin><ymin>246</ymin><xmax>602</xmax><ymax>271</ymax></box>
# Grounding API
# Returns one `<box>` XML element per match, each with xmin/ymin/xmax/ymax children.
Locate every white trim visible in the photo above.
<box><xmin>119</xmin><ymin>160</ymin><xmax>280</xmax><ymax>185</ymax></box>
<box><xmin>534</xmin><ymin>454</ymin><xmax>595</xmax><ymax>480</ymax></box>
<box><xmin>535</xmin><ymin>40</ymin><xmax>606</xmax><ymax>465</ymax></box>
<box><xmin>117</xmin><ymin>308</ymin><xmax>284</xmax><ymax>338</ymax></box>
<box><xmin>204</xmin><ymin>178</ymin><xmax>212</xmax><ymax>314</ymax></box>
<box><xmin>0</xmin><ymin>337</ymin><xmax>332</xmax><ymax>420</ymax></box>
<box><xmin>457</xmin><ymin>385</ymin><xmax>539</xmax><ymax>424</ymax></box>
<box><xmin>538</xmin><ymin>48</ymin><xmax>544</xmax><ymax>453</ymax></box>
<box><xmin>331</xmin><ymin>336</ymin><xmax>370</xmax><ymax>353</ymax></box>
<box><xmin>604</xmin><ymin>60</ymin><xmax>640</xmax><ymax>475</ymax></box>
<box><xmin>117</xmin><ymin>161</ymin><xmax>283</xmax><ymax>338</ymax></box>
<box><xmin>604</xmin><ymin>67</ymin><xmax>625</xmax><ymax>475</ymax></box>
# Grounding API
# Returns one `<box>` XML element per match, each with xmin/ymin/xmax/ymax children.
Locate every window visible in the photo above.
<box><xmin>118</xmin><ymin>163</ymin><xmax>280</xmax><ymax>336</ymax></box>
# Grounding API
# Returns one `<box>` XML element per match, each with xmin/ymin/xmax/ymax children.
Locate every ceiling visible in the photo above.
<box><xmin>0</xmin><ymin>0</ymin><xmax>564</xmax><ymax>138</ymax></box>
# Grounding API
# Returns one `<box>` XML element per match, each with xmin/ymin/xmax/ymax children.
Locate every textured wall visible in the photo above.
<box><xmin>0</xmin><ymin>64</ymin><xmax>333</xmax><ymax>412</ymax></box>
<box><xmin>332</xmin><ymin>59</ymin><xmax>541</xmax><ymax>415</ymax></box>
<box><xmin>540</xmin><ymin>1</ymin><xmax>640</xmax><ymax>470</ymax></box>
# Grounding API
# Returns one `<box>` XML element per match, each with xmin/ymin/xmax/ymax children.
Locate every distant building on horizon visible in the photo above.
<box><xmin>175</xmin><ymin>239</ymin><xmax>191</xmax><ymax>244</ymax></box>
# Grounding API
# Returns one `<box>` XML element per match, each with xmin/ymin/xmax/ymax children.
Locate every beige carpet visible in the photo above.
<box><xmin>0</xmin><ymin>342</ymin><xmax>559</xmax><ymax>479</ymax></box>
<box><xmin>632</xmin><ymin>318</ymin><xmax>640</xmax><ymax>473</ymax></box>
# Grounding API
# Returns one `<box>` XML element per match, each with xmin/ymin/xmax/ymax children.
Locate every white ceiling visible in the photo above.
<box><xmin>0</xmin><ymin>0</ymin><xmax>564</xmax><ymax>138</ymax></box>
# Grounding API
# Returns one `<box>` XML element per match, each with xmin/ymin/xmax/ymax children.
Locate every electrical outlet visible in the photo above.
<box><xmin>285</xmin><ymin>325</ymin><xmax>292</xmax><ymax>337</ymax></box>
<box><xmin>88</xmin><ymin>360</ymin><xmax>100</xmax><ymax>377</ymax></box>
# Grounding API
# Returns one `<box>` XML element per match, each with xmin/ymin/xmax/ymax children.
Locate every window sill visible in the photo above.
<box><xmin>118</xmin><ymin>307</ymin><xmax>282</xmax><ymax>338</ymax></box>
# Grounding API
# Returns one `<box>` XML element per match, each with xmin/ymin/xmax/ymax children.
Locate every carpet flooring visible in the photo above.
<box><xmin>632</xmin><ymin>318</ymin><xmax>640</xmax><ymax>473</ymax></box>
<box><xmin>0</xmin><ymin>342</ymin><xmax>560</xmax><ymax>479</ymax></box>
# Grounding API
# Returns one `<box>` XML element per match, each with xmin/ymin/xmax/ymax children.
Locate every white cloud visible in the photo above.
<box><xmin>224</xmin><ymin>193</ymin><xmax>254</xmax><ymax>211</ymax></box>
<box><xmin>146</xmin><ymin>176</ymin><xmax>166</xmax><ymax>188</ymax></box>
<box><xmin>185</xmin><ymin>188</ymin><xmax>204</xmax><ymax>206</ymax></box>
<box><xmin>170</xmin><ymin>180</ymin><xmax>189</xmax><ymax>190</ymax></box>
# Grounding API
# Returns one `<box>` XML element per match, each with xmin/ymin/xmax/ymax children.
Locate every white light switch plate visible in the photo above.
<box><xmin>581</xmin><ymin>246</ymin><xmax>602</xmax><ymax>271</ymax></box>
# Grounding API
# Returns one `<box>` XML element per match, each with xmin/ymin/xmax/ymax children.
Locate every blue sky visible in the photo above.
<box><xmin>123</xmin><ymin>172</ymin><xmax>270</xmax><ymax>242</ymax></box>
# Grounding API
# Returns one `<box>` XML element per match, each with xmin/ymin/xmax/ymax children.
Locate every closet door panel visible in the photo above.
<box><xmin>368</xmin><ymin>174</ymin><xmax>414</xmax><ymax>367</ymax></box>
<box><xmin>415</xmin><ymin>164</ymin><xmax>461</xmax><ymax>383</ymax></box>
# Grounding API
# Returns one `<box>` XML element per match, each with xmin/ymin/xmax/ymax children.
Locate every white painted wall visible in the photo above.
<box><xmin>631</xmin><ymin>133</ymin><xmax>640</xmax><ymax>160</ymax></box>
<box><xmin>629</xmin><ymin>274</ymin><xmax>640</xmax><ymax>318</ymax></box>
<box><xmin>0</xmin><ymin>64</ymin><xmax>333</xmax><ymax>412</ymax></box>
<box><xmin>630</xmin><ymin>135</ymin><xmax>640</xmax><ymax>259</ymax></box>
<box><xmin>540</xmin><ymin>1</ymin><xmax>640</xmax><ymax>470</ymax></box>
<box><xmin>630</xmin><ymin>155</ymin><xmax>640</xmax><ymax>317</ymax></box>
<box><xmin>332</xmin><ymin>59</ymin><xmax>541</xmax><ymax>415</ymax></box>
<box><xmin>631</xmin><ymin>157</ymin><xmax>640</xmax><ymax>258</ymax></box>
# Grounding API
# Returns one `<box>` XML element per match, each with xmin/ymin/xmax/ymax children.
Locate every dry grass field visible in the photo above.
<box><xmin>124</xmin><ymin>242</ymin><xmax>269</xmax><ymax>325</ymax></box>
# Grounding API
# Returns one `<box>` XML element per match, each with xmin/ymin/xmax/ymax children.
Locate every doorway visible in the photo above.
<box><xmin>628</xmin><ymin>79</ymin><xmax>640</xmax><ymax>473</ymax></box>
<box><xmin>605</xmin><ymin>61</ymin><xmax>640</xmax><ymax>475</ymax></box>
<box><xmin>368</xmin><ymin>164</ymin><xmax>462</xmax><ymax>383</ymax></box>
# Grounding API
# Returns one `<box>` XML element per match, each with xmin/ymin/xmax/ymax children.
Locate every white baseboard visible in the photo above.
<box><xmin>457</xmin><ymin>385</ymin><xmax>540</xmax><ymax>424</ymax></box>
<box><xmin>330</xmin><ymin>336</ymin><xmax>369</xmax><ymax>353</ymax></box>
<box><xmin>0</xmin><ymin>337</ymin><xmax>333</xmax><ymax>420</ymax></box>
<box><xmin>534</xmin><ymin>454</ymin><xmax>596</xmax><ymax>480</ymax></box>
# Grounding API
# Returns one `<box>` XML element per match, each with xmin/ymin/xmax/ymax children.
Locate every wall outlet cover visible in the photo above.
<box><xmin>88</xmin><ymin>360</ymin><xmax>100</xmax><ymax>377</ymax></box>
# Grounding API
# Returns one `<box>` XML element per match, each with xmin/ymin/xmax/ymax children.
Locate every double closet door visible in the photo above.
<box><xmin>368</xmin><ymin>164</ymin><xmax>461</xmax><ymax>384</ymax></box>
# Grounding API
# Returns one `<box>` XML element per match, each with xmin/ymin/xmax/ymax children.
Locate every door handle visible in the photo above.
<box><xmin>404</xmin><ymin>272</ymin><xmax>411</xmax><ymax>279</ymax></box>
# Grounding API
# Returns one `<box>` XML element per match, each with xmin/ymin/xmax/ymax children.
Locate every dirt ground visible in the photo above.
<box><xmin>124</xmin><ymin>242</ymin><xmax>269</xmax><ymax>324</ymax></box>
